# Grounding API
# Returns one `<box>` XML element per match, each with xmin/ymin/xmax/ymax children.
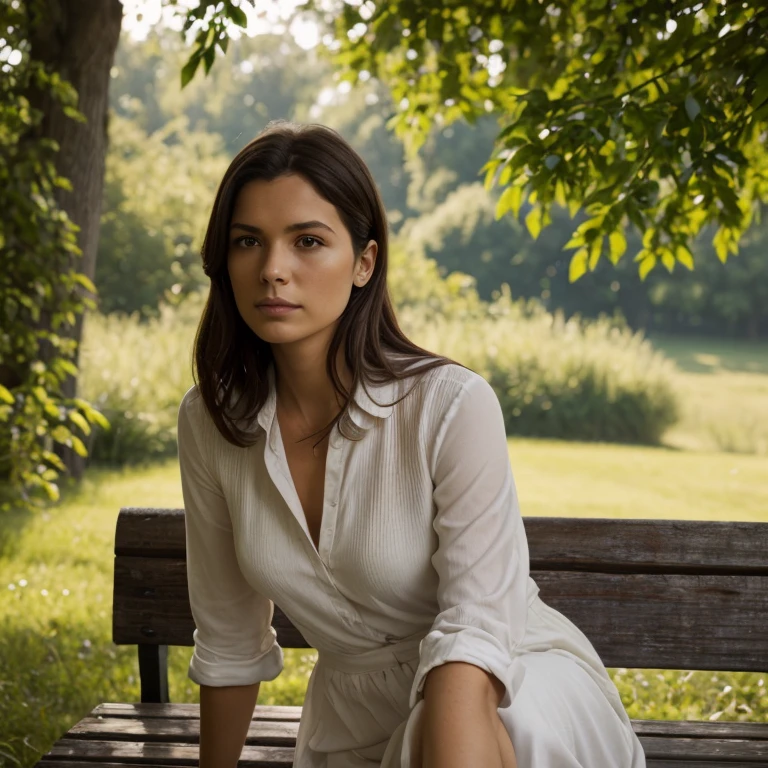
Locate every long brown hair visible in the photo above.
<box><xmin>192</xmin><ymin>120</ymin><xmax>468</xmax><ymax>451</ymax></box>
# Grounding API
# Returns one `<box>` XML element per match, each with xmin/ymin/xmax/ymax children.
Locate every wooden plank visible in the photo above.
<box><xmin>113</xmin><ymin>556</ymin><xmax>768</xmax><ymax>669</ymax></box>
<box><xmin>640</xmin><ymin>735</ymin><xmax>768</xmax><ymax>760</ymax></box>
<box><xmin>91</xmin><ymin>702</ymin><xmax>302</xmax><ymax>721</ymax></box>
<box><xmin>46</xmin><ymin>739</ymin><xmax>293</xmax><ymax>766</ymax></box>
<box><xmin>115</xmin><ymin>509</ymin><xmax>768</xmax><ymax>574</ymax></box>
<box><xmin>524</xmin><ymin>518</ymin><xmax>768</xmax><ymax>575</ymax></box>
<box><xmin>35</xmin><ymin>763</ymin><xmax>191</xmax><ymax>767</ymax></box>
<box><xmin>68</xmin><ymin>716</ymin><xmax>298</xmax><ymax>745</ymax></box>
<box><xmin>112</xmin><ymin>556</ymin><xmax>308</xmax><ymax>648</ymax></box>
<box><xmin>644</xmin><ymin>763</ymin><xmax>768</xmax><ymax>768</ymax></box>
<box><xmin>534</xmin><ymin>571</ymin><xmax>768</xmax><ymax>670</ymax></box>
<box><xmin>631</xmin><ymin>719</ymin><xmax>768</xmax><ymax>740</ymax></box>
<box><xmin>82</xmin><ymin>705</ymin><xmax>768</xmax><ymax>743</ymax></box>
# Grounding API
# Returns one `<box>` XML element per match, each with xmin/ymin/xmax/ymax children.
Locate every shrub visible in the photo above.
<box><xmin>399</xmin><ymin>284</ymin><xmax>679</xmax><ymax>444</ymax></box>
<box><xmin>77</xmin><ymin>298</ymin><xmax>202</xmax><ymax>466</ymax></box>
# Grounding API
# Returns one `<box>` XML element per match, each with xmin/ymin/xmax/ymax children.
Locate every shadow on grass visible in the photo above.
<box><xmin>0</xmin><ymin>617</ymin><xmax>142</xmax><ymax>768</ymax></box>
<box><xmin>650</xmin><ymin>334</ymin><xmax>768</xmax><ymax>375</ymax></box>
<box><xmin>0</xmin><ymin>456</ymin><xmax>175</xmax><ymax>561</ymax></box>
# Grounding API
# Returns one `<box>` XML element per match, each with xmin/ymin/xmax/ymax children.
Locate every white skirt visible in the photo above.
<box><xmin>292</xmin><ymin>598</ymin><xmax>647</xmax><ymax>768</ymax></box>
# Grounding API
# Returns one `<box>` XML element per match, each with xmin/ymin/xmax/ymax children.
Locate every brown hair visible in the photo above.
<box><xmin>192</xmin><ymin>120</ymin><xmax>468</xmax><ymax>451</ymax></box>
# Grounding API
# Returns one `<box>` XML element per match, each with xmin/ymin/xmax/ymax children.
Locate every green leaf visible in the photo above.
<box><xmin>0</xmin><ymin>385</ymin><xmax>13</xmax><ymax>405</ymax></box>
<box><xmin>569</xmin><ymin>248</ymin><xmax>588</xmax><ymax>282</ymax></box>
<box><xmin>588</xmin><ymin>236</ymin><xmax>603</xmax><ymax>270</ymax></box>
<box><xmin>713</xmin><ymin>227</ymin><xmax>729</xmax><ymax>263</ymax></box>
<box><xmin>675</xmin><ymin>244</ymin><xmax>694</xmax><ymax>270</ymax></box>
<box><xmin>685</xmin><ymin>94</ymin><xmax>700</xmax><ymax>121</ymax></box>
<box><xmin>563</xmin><ymin>234</ymin><xmax>584</xmax><ymax>250</ymax></box>
<box><xmin>42</xmin><ymin>450</ymin><xmax>67</xmax><ymax>472</ymax></box>
<box><xmin>525</xmin><ymin>205</ymin><xmax>543</xmax><ymax>240</ymax></box>
<box><xmin>70</xmin><ymin>435</ymin><xmax>88</xmax><ymax>457</ymax></box>
<box><xmin>51</xmin><ymin>425</ymin><xmax>72</xmax><ymax>444</ymax></box>
<box><xmin>503</xmin><ymin>185</ymin><xmax>523</xmax><ymax>218</ymax></box>
<box><xmin>638</xmin><ymin>255</ymin><xmax>657</xmax><ymax>281</ymax></box>
<box><xmin>68</xmin><ymin>411</ymin><xmax>92</xmax><ymax>437</ymax></box>
<box><xmin>73</xmin><ymin>272</ymin><xmax>97</xmax><ymax>294</ymax></box>
<box><xmin>63</xmin><ymin>105</ymin><xmax>87</xmax><ymax>123</ymax></box>
<box><xmin>181</xmin><ymin>54</ymin><xmax>202</xmax><ymax>89</ymax></box>
<box><xmin>608</xmin><ymin>231</ymin><xmax>627</xmax><ymax>265</ymax></box>
<box><xmin>661</xmin><ymin>248</ymin><xmax>675</xmax><ymax>273</ymax></box>
<box><xmin>226</xmin><ymin>4</ymin><xmax>248</xmax><ymax>27</ymax></box>
<box><xmin>203</xmin><ymin>44</ymin><xmax>216</xmax><ymax>74</ymax></box>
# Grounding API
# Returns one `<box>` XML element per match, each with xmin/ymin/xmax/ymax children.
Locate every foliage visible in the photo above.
<box><xmin>96</xmin><ymin>114</ymin><xmax>227</xmax><ymax>319</ymax></box>
<box><xmin>0</xmin><ymin>2</ymin><xmax>109</xmax><ymax>514</ymax></box>
<box><xmin>281</xmin><ymin>0</ymin><xmax>768</xmax><ymax>281</ymax></box>
<box><xmin>76</xmin><ymin>296</ymin><xmax>204</xmax><ymax>467</ymax></box>
<box><xmin>399</xmin><ymin>286</ymin><xmax>679</xmax><ymax>444</ymax></box>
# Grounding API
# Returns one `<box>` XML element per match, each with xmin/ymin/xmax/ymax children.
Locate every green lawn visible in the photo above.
<box><xmin>510</xmin><ymin>437</ymin><xmax>768</xmax><ymax>522</ymax></box>
<box><xmin>650</xmin><ymin>334</ymin><xmax>768</xmax><ymax>456</ymax></box>
<box><xmin>2</xmin><ymin>334</ymin><xmax>767</xmax><ymax>767</ymax></box>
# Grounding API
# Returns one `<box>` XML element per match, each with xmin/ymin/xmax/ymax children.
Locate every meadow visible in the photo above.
<box><xmin>1</xmin><ymin>332</ymin><xmax>767</xmax><ymax>767</ymax></box>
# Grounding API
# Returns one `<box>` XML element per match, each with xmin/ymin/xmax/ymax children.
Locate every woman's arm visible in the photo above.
<box><xmin>422</xmin><ymin>662</ymin><xmax>508</xmax><ymax>768</ymax></box>
<box><xmin>408</xmin><ymin>373</ymin><xmax>531</xmax><ymax>767</ymax></box>
<box><xmin>199</xmin><ymin>682</ymin><xmax>260</xmax><ymax>768</ymax></box>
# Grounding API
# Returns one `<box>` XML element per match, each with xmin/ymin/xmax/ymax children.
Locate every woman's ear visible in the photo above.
<box><xmin>355</xmin><ymin>239</ymin><xmax>378</xmax><ymax>286</ymax></box>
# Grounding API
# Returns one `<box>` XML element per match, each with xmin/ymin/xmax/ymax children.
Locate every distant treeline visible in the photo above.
<box><xmin>100</xmin><ymin>26</ymin><xmax>768</xmax><ymax>339</ymax></box>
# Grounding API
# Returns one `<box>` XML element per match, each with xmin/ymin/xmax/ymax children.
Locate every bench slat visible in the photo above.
<box><xmin>69</xmin><ymin>716</ymin><xmax>298</xmax><ymax>745</ymax></box>
<box><xmin>642</xmin><ymin>735</ymin><xmax>768</xmax><ymax>759</ymax></box>
<box><xmin>115</xmin><ymin>510</ymin><xmax>768</xmax><ymax>574</ymax></box>
<box><xmin>36</xmin><ymin>763</ymin><xmax>191</xmax><ymax>767</ymax></box>
<box><xmin>113</xmin><ymin>556</ymin><xmax>768</xmax><ymax>670</ymax></box>
<box><xmin>65</xmin><ymin>713</ymin><xmax>768</xmax><ymax>749</ymax></box>
<box><xmin>33</xmin><ymin>761</ymin><xmax>768</xmax><ymax>768</ymax></box>
<box><xmin>85</xmin><ymin>705</ymin><xmax>768</xmax><ymax>741</ymax></box>
<box><xmin>91</xmin><ymin>702</ymin><xmax>303</xmax><ymax>720</ymax></box>
<box><xmin>38</xmin><ymin>729</ymin><xmax>768</xmax><ymax>766</ymax></box>
<box><xmin>46</xmin><ymin>739</ymin><xmax>294</xmax><ymax>766</ymax></box>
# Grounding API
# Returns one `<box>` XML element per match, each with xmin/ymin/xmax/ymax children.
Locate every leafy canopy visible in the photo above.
<box><xmin>185</xmin><ymin>0</ymin><xmax>768</xmax><ymax>281</ymax></box>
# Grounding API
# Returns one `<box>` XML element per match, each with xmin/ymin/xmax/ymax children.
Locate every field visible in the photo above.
<box><xmin>1</xmin><ymin>334</ymin><xmax>767</xmax><ymax>768</ymax></box>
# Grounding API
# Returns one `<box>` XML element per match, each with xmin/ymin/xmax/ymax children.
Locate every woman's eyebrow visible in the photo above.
<box><xmin>230</xmin><ymin>220</ymin><xmax>336</xmax><ymax>235</ymax></box>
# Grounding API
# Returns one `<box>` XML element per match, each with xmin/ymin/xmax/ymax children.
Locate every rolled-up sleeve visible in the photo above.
<box><xmin>410</xmin><ymin>374</ymin><xmax>530</xmax><ymax>710</ymax></box>
<box><xmin>178</xmin><ymin>391</ymin><xmax>283</xmax><ymax>687</ymax></box>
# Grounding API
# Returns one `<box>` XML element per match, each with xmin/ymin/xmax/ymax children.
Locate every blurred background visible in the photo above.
<box><xmin>1</xmin><ymin>1</ymin><xmax>766</xmax><ymax>765</ymax></box>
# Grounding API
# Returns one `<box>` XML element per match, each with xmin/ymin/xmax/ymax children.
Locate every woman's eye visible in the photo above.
<box><xmin>236</xmin><ymin>236</ymin><xmax>258</xmax><ymax>247</ymax></box>
<box><xmin>298</xmin><ymin>236</ymin><xmax>322</xmax><ymax>248</ymax></box>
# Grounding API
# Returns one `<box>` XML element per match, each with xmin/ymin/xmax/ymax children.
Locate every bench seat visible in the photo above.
<box><xmin>32</xmin><ymin>510</ymin><xmax>768</xmax><ymax>767</ymax></box>
<box><xmin>36</xmin><ymin>702</ymin><xmax>768</xmax><ymax>766</ymax></box>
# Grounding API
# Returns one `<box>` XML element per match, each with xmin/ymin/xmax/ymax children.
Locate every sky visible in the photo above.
<box><xmin>120</xmin><ymin>0</ymin><xmax>323</xmax><ymax>50</ymax></box>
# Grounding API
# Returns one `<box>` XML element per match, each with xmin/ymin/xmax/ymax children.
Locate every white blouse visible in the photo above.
<box><xmin>177</xmin><ymin>359</ymin><xmax>645</xmax><ymax>768</ymax></box>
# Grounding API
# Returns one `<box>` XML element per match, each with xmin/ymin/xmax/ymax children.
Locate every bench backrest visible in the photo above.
<box><xmin>113</xmin><ymin>508</ymin><xmax>768</xmax><ymax>692</ymax></box>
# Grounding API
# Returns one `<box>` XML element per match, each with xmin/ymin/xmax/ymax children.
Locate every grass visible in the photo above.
<box><xmin>1</xmin><ymin>334</ymin><xmax>768</xmax><ymax>767</ymax></box>
<box><xmin>651</xmin><ymin>334</ymin><xmax>768</xmax><ymax>456</ymax></box>
<box><xmin>510</xmin><ymin>438</ymin><xmax>768</xmax><ymax>521</ymax></box>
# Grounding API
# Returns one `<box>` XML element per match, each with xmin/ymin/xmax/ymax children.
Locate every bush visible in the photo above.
<box><xmin>400</xmin><ymin>284</ymin><xmax>680</xmax><ymax>445</ymax></box>
<box><xmin>77</xmin><ymin>298</ymin><xmax>203</xmax><ymax>466</ymax></box>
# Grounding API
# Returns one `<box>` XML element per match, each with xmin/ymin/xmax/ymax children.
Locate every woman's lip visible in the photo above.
<box><xmin>257</xmin><ymin>304</ymin><xmax>300</xmax><ymax>315</ymax></box>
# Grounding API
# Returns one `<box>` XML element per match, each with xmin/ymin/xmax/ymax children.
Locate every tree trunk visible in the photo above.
<box><xmin>26</xmin><ymin>0</ymin><xmax>123</xmax><ymax>480</ymax></box>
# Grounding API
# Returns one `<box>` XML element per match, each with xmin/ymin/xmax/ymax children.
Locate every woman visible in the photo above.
<box><xmin>177</xmin><ymin>120</ymin><xmax>646</xmax><ymax>768</ymax></box>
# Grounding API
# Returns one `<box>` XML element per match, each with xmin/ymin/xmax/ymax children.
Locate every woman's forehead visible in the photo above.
<box><xmin>232</xmin><ymin>174</ymin><xmax>340</xmax><ymax>227</ymax></box>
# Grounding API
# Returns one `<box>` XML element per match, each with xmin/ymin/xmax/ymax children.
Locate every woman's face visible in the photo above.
<box><xmin>227</xmin><ymin>173</ymin><xmax>376</xmax><ymax>348</ymax></box>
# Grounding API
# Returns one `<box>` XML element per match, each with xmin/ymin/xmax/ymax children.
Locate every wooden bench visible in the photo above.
<box><xmin>34</xmin><ymin>507</ymin><xmax>768</xmax><ymax>767</ymax></box>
